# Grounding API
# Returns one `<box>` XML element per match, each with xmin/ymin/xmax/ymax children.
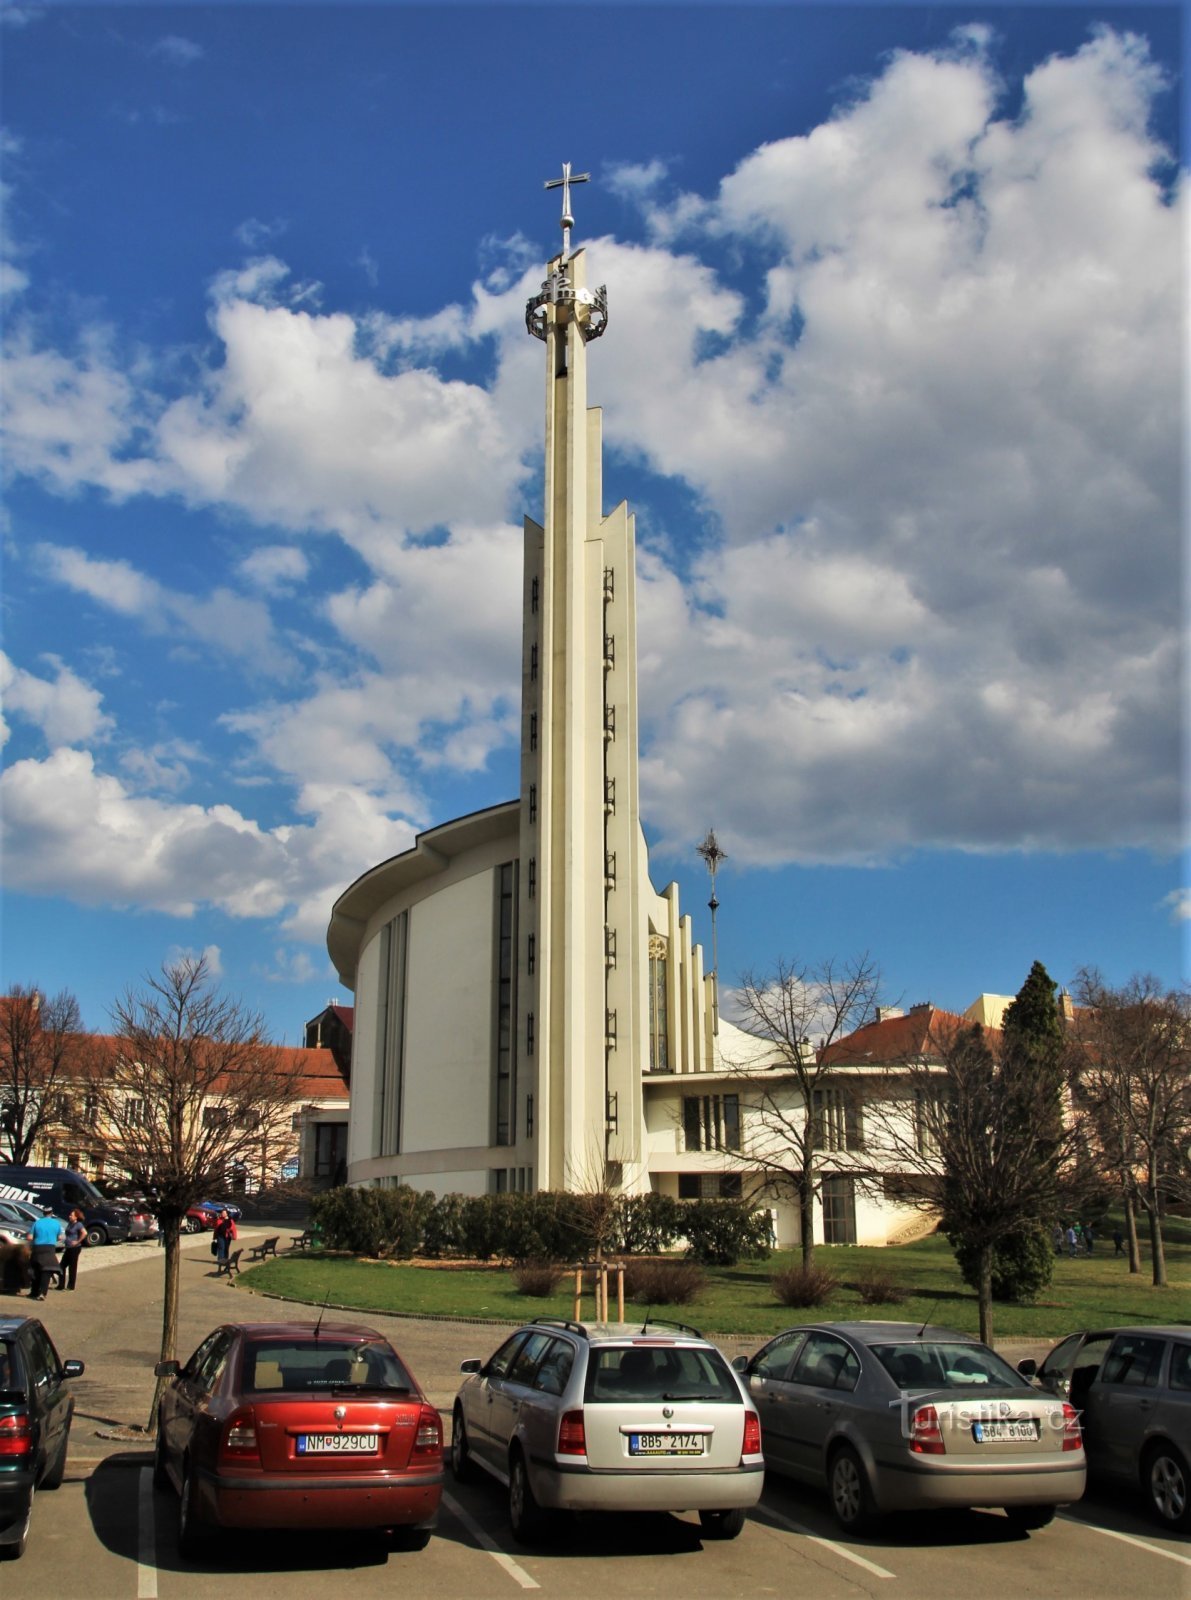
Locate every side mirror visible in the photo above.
<box><xmin>1016</xmin><ymin>1358</ymin><xmax>1037</xmax><ymax>1378</ymax></box>
<box><xmin>154</xmin><ymin>1359</ymin><xmax>181</xmax><ymax>1378</ymax></box>
<box><xmin>62</xmin><ymin>1360</ymin><xmax>85</xmax><ymax>1380</ymax></box>
<box><xmin>731</xmin><ymin>1354</ymin><xmax>750</xmax><ymax>1374</ymax></box>
<box><xmin>459</xmin><ymin>1359</ymin><xmax>483</xmax><ymax>1375</ymax></box>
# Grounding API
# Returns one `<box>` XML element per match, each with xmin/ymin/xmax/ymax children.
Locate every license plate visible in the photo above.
<box><xmin>296</xmin><ymin>1433</ymin><xmax>379</xmax><ymax>1454</ymax></box>
<box><xmin>629</xmin><ymin>1433</ymin><xmax>705</xmax><ymax>1456</ymax></box>
<box><xmin>972</xmin><ymin>1419</ymin><xmax>1038</xmax><ymax>1443</ymax></box>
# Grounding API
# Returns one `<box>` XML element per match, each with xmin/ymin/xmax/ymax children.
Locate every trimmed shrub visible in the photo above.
<box><xmin>951</xmin><ymin>1225</ymin><xmax>1055</xmax><ymax>1304</ymax></box>
<box><xmin>309</xmin><ymin>1184</ymin><xmax>434</xmax><ymax>1258</ymax></box>
<box><xmin>620</xmin><ymin>1258</ymin><xmax>704</xmax><ymax>1305</ymax></box>
<box><xmin>680</xmin><ymin>1199</ymin><xmax>773</xmax><ymax>1266</ymax></box>
<box><xmin>772</xmin><ymin>1263</ymin><xmax>838</xmax><ymax>1307</ymax></box>
<box><xmin>853</xmin><ymin>1268</ymin><xmax>907</xmax><ymax>1306</ymax></box>
<box><xmin>612</xmin><ymin>1193</ymin><xmax>681</xmax><ymax>1255</ymax></box>
<box><xmin>421</xmin><ymin>1192</ymin><xmax>468</xmax><ymax>1258</ymax></box>
<box><xmin>512</xmin><ymin>1260</ymin><xmax>567</xmax><ymax>1297</ymax></box>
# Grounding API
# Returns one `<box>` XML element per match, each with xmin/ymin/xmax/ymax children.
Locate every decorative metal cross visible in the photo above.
<box><xmin>544</xmin><ymin>162</ymin><xmax>590</xmax><ymax>255</ymax></box>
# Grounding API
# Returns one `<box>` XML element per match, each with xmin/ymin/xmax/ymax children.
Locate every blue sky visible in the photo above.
<box><xmin>1</xmin><ymin>3</ymin><xmax>1184</xmax><ymax>1044</ymax></box>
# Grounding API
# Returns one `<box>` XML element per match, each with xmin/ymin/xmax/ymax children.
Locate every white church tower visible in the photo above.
<box><xmin>518</xmin><ymin>167</ymin><xmax>645</xmax><ymax>1192</ymax></box>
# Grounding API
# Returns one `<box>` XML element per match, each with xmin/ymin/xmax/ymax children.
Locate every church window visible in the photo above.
<box><xmin>526</xmin><ymin>1094</ymin><xmax>534</xmax><ymax>1136</ymax></box>
<box><xmin>528</xmin><ymin>784</ymin><xmax>537</xmax><ymax>822</ymax></box>
<box><xmin>811</xmin><ymin>1086</ymin><xmax>864</xmax><ymax>1152</ymax></box>
<box><xmin>531</xmin><ymin>577</ymin><xmax>539</xmax><ymax>614</ymax></box>
<box><xmin>530</xmin><ymin>642</ymin><xmax>538</xmax><ymax>679</ymax></box>
<box><xmin>529</xmin><ymin>713</ymin><xmax>537</xmax><ymax>751</ymax></box>
<box><xmin>377</xmin><ymin>911</ymin><xmax>409</xmax><ymax>1158</ymax></box>
<box><xmin>527</xmin><ymin>859</ymin><xmax>536</xmax><ymax>898</ymax></box>
<box><xmin>527</xmin><ymin>933</ymin><xmax>535</xmax><ymax>975</ymax></box>
<box><xmin>821</xmin><ymin>1174</ymin><xmax>858</xmax><ymax>1244</ymax></box>
<box><xmin>648</xmin><ymin>936</ymin><xmax>669</xmax><ymax>1073</ymax></box>
<box><xmin>494</xmin><ymin>862</ymin><xmax>517</xmax><ymax>1145</ymax></box>
<box><xmin>682</xmin><ymin>1094</ymin><xmax>740</xmax><ymax>1152</ymax></box>
<box><xmin>526</xmin><ymin>1012</ymin><xmax>535</xmax><ymax>1055</ymax></box>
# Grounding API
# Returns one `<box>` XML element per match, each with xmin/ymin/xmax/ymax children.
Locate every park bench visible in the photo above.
<box><xmin>289</xmin><ymin>1230</ymin><xmax>315</xmax><ymax>1251</ymax></box>
<box><xmin>248</xmin><ymin>1236</ymin><xmax>280</xmax><ymax>1262</ymax></box>
<box><xmin>214</xmin><ymin>1248</ymin><xmax>242</xmax><ymax>1280</ymax></box>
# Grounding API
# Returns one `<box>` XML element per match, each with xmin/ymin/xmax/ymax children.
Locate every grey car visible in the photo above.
<box><xmin>1020</xmin><ymin>1324</ymin><xmax>1190</xmax><ymax>1531</ymax></box>
<box><xmin>735</xmin><ymin>1321</ymin><xmax>1085</xmax><ymax>1533</ymax></box>
<box><xmin>451</xmin><ymin>1317</ymin><xmax>764</xmax><ymax>1543</ymax></box>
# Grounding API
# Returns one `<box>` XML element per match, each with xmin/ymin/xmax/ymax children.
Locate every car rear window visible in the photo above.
<box><xmin>584</xmin><ymin>1344</ymin><xmax>741</xmax><ymax>1404</ymax></box>
<box><xmin>243</xmin><ymin>1340</ymin><xmax>413</xmax><ymax>1394</ymax></box>
<box><xmin>0</xmin><ymin>1339</ymin><xmax>23</xmax><ymax>1396</ymax></box>
<box><xmin>873</xmin><ymin>1342</ymin><xmax>1028</xmax><ymax>1390</ymax></box>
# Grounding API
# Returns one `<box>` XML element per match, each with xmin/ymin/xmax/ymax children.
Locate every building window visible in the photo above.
<box><xmin>682</xmin><ymin>1094</ymin><xmax>740</xmax><ymax>1152</ymax></box>
<box><xmin>526</xmin><ymin>1094</ymin><xmax>534</xmax><ymax>1136</ymax></box>
<box><xmin>376</xmin><ymin>911</ymin><xmax>409</xmax><ymax>1159</ymax></box>
<box><xmin>678</xmin><ymin>1173</ymin><xmax>742</xmax><ymax>1200</ymax></box>
<box><xmin>528</xmin><ymin>784</ymin><xmax>537</xmax><ymax>822</ymax></box>
<box><xmin>648</xmin><ymin>935</ymin><xmax>669</xmax><ymax>1073</ymax></box>
<box><xmin>531</xmin><ymin>577</ymin><xmax>539</xmax><ymax>614</ymax></box>
<box><xmin>122</xmin><ymin>1099</ymin><xmax>148</xmax><ymax>1128</ymax></box>
<box><xmin>914</xmin><ymin>1089</ymin><xmax>944</xmax><ymax>1156</ymax></box>
<box><xmin>494</xmin><ymin>862</ymin><xmax>517</xmax><ymax>1146</ymax></box>
<box><xmin>821</xmin><ymin>1174</ymin><xmax>857</xmax><ymax>1244</ymax></box>
<box><xmin>811</xmin><ymin>1086</ymin><xmax>864</xmax><ymax>1151</ymax></box>
<box><xmin>529</xmin><ymin>713</ymin><xmax>538</xmax><ymax>752</ymax></box>
<box><xmin>530</xmin><ymin>642</ymin><xmax>538</xmax><ymax>680</ymax></box>
<box><xmin>526</xmin><ymin>1012</ymin><xmax>535</xmax><ymax>1056</ymax></box>
<box><xmin>527</xmin><ymin>859</ymin><xmax>536</xmax><ymax>898</ymax></box>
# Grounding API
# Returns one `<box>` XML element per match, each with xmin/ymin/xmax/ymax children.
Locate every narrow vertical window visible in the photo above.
<box><xmin>648</xmin><ymin>935</ymin><xmax>669</xmax><ymax>1073</ymax></box>
<box><xmin>529</xmin><ymin>713</ymin><xmax>538</xmax><ymax>752</ymax></box>
<box><xmin>531</xmin><ymin>577</ymin><xmax>539</xmax><ymax>613</ymax></box>
<box><xmin>527</xmin><ymin>933</ymin><xmax>536</xmax><ymax>975</ymax></box>
<box><xmin>530</xmin><ymin>642</ymin><xmax>538</xmax><ymax>680</ymax></box>
<box><xmin>493</xmin><ymin>862</ymin><xmax>517</xmax><ymax>1146</ymax></box>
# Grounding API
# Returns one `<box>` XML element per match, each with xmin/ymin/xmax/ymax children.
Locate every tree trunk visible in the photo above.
<box><xmin>1123</xmin><ymin>1188</ymin><xmax>1141</xmax><ymax>1275</ymax></box>
<box><xmin>799</xmin><ymin>1180</ymin><xmax>815</xmax><ymax>1269</ymax></box>
<box><xmin>977</xmin><ymin>1244</ymin><xmax>994</xmax><ymax>1346</ymax></box>
<box><xmin>1146</xmin><ymin>1200</ymin><xmax>1167</xmax><ymax>1289</ymax></box>
<box><xmin>149</xmin><ymin>1214</ymin><xmax>184</xmax><ymax>1433</ymax></box>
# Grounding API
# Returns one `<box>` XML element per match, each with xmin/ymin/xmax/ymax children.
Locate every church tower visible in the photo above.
<box><xmin>519</xmin><ymin>168</ymin><xmax>646</xmax><ymax>1192</ymax></box>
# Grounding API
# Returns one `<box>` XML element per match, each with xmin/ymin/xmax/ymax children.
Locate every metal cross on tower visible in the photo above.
<box><xmin>544</xmin><ymin>161</ymin><xmax>590</xmax><ymax>256</ymax></box>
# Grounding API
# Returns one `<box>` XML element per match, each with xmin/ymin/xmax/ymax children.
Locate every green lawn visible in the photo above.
<box><xmin>242</xmin><ymin>1221</ymin><xmax>1191</xmax><ymax>1342</ymax></box>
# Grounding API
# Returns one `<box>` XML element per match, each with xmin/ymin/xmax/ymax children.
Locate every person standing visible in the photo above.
<box><xmin>29</xmin><ymin>1211</ymin><xmax>65</xmax><ymax>1299</ymax></box>
<box><xmin>1065</xmin><ymin>1224</ymin><xmax>1078</xmax><ymax>1258</ymax></box>
<box><xmin>1113</xmin><ymin>1228</ymin><xmax>1125</xmax><ymax>1256</ymax></box>
<box><xmin>59</xmin><ymin>1209</ymin><xmax>87</xmax><ymax>1290</ymax></box>
<box><xmin>213</xmin><ymin>1208</ymin><xmax>236</xmax><ymax>1265</ymax></box>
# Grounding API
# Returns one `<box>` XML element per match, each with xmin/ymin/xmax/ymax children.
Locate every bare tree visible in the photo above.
<box><xmin>71</xmin><ymin>957</ymin><xmax>303</xmax><ymax>1428</ymax></box>
<box><xmin>0</xmin><ymin>985</ymin><xmax>87</xmax><ymax>1164</ymax></box>
<box><xmin>727</xmin><ymin>954</ymin><xmax>882</xmax><ymax>1267</ymax></box>
<box><xmin>1070</xmin><ymin>970</ymin><xmax>1191</xmax><ymax>1288</ymax></box>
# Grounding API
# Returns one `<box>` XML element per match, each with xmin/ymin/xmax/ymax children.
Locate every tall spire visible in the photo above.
<box><xmin>543</xmin><ymin>161</ymin><xmax>590</xmax><ymax>258</ymax></box>
<box><xmin>526</xmin><ymin>162</ymin><xmax>608</xmax><ymax>344</ymax></box>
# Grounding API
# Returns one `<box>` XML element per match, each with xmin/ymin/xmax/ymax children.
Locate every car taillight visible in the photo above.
<box><xmin>742</xmin><ymin>1411</ymin><xmax>762</xmax><ymax>1458</ymax></box>
<box><xmin>220</xmin><ymin>1407</ymin><xmax>259</xmax><ymax>1462</ymax></box>
<box><xmin>1061</xmin><ymin>1403</ymin><xmax>1082</xmax><ymax>1452</ymax></box>
<box><xmin>910</xmin><ymin>1404</ymin><xmax>946</xmax><ymax>1454</ymax></box>
<box><xmin>557</xmin><ymin>1409</ymin><xmax>586</xmax><ymax>1455</ymax></box>
<box><xmin>0</xmin><ymin>1412</ymin><xmax>31</xmax><ymax>1460</ymax></box>
<box><xmin>413</xmin><ymin>1405</ymin><xmax>442</xmax><ymax>1456</ymax></box>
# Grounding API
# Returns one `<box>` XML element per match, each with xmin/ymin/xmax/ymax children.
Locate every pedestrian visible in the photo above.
<box><xmin>213</xmin><ymin>1208</ymin><xmax>236</xmax><ymax>1265</ymax></box>
<box><xmin>29</xmin><ymin>1210</ymin><xmax>65</xmax><ymax>1299</ymax></box>
<box><xmin>1113</xmin><ymin>1228</ymin><xmax>1125</xmax><ymax>1256</ymax></box>
<box><xmin>59</xmin><ymin>1209</ymin><xmax>87</xmax><ymax>1290</ymax></box>
<box><xmin>1065</xmin><ymin>1224</ymin><xmax>1078</xmax><ymax>1258</ymax></box>
<box><xmin>1052</xmin><ymin>1224</ymin><xmax>1064</xmax><ymax>1256</ymax></box>
<box><xmin>1083</xmin><ymin>1223</ymin><xmax>1095</xmax><ymax>1254</ymax></box>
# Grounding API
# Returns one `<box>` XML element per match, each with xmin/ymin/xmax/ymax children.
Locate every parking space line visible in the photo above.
<box><xmin>441</xmin><ymin>1491</ymin><xmax>540</xmax><ymax>1590</ymax></box>
<box><xmin>755</xmin><ymin>1503</ymin><xmax>896</xmax><ymax>1579</ymax></box>
<box><xmin>1061</xmin><ymin>1514</ymin><xmax>1191</xmax><ymax>1568</ymax></box>
<box><xmin>136</xmin><ymin>1467</ymin><xmax>158</xmax><ymax>1599</ymax></box>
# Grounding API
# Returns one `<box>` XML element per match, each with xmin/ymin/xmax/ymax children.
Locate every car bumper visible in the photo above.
<box><xmin>532</xmin><ymin>1458</ymin><xmax>765</xmax><ymax>1515</ymax></box>
<box><xmin>0</xmin><ymin>1482</ymin><xmax>33</xmax><ymax>1544</ymax></box>
<box><xmin>198</xmin><ymin>1466</ymin><xmax>444</xmax><ymax>1531</ymax></box>
<box><xmin>872</xmin><ymin>1457</ymin><xmax>1087</xmax><ymax>1512</ymax></box>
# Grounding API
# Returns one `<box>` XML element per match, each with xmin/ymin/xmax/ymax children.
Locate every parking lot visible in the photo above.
<box><xmin>3</xmin><ymin>1229</ymin><xmax>1188</xmax><ymax>1600</ymax></box>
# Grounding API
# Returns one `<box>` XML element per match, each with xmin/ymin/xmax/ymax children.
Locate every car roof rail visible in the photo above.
<box><xmin>530</xmin><ymin>1316</ymin><xmax>588</xmax><ymax>1337</ymax></box>
<box><xmin>637</xmin><ymin>1315</ymin><xmax>705</xmax><ymax>1340</ymax></box>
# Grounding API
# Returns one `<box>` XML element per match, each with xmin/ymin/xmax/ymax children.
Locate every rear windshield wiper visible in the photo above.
<box><xmin>660</xmin><ymin>1391</ymin><xmax>725</xmax><ymax>1402</ymax></box>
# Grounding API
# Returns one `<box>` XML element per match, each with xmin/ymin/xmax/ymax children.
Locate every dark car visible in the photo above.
<box><xmin>153</xmin><ymin>1320</ymin><xmax>443</xmax><ymax>1557</ymax></box>
<box><xmin>0</xmin><ymin>1316</ymin><xmax>85</xmax><ymax>1559</ymax></box>
<box><xmin>1020</xmin><ymin>1324</ymin><xmax>1190</xmax><ymax>1530</ymax></box>
<box><xmin>735</xmin><ymin>1321</ymin><xmax>1084</xmax><ymax>1533</ymax></box>
<box><xmin>0</xmin><ymin>1166</ymin><xmax>130</xmax><ymax>1247</ymax></box>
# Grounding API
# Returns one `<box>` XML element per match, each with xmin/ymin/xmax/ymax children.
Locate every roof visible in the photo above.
<box><xmin>66</xmin><ymin>1035</ymin><xmax>349</xmax><ymax>1103</ymax></box>
<box><xmin>819</xmin><ymin>1005</ymin><xmax>989</xmax><ymax>1066</ymax></box>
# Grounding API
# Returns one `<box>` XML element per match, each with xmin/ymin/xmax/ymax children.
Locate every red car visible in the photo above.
<box><xmin>153</xmin><ymin>1321</ymin><xmax>443</xmax><ymax>1557</ymax></box>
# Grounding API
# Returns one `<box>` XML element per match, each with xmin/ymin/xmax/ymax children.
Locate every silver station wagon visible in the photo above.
<box><xmin>734</xmin><ymin>1321</ymin><xmax>1086</xmax><ymax>1533</ymax></box>
<box><xmin>451</xmin><ymin>1317</ymin><xmax>765</xmax><ymax>1543</ymax></box>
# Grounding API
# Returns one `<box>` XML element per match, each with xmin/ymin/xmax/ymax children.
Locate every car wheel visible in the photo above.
<box><xmin>42</xmin><ymin>1430</ymin><xmax>69</xmax><ymax>1490</ymax></box>
<box><xmin>183</xmin><ymin>1217</ymin><xmax>201</xmax><ymax>1234</ymax></box>
<box><xmin>1143</xmin><ymin>1442</ymin><xmax>1190</xmax><ymax>1530</ymax></box>
<box><xmin>85</xmin><ymin>1225</ymin><xmax>108</xmax><ymax>1248</ymax></box>
<box><xmin>698</xmin><ymin>1507</ymin><xmax>747</xmax><ymax>1540</ymax></box>
<box><xmin>152</xmin><ymin>1429</ymin><xmax>171</xmax><ymax>1492</ymax></box>
<box><xmin>508</xmin><ymin>1450</ymin><xmax>550</xmax><ymax>1544</ymax></box>
<box><xmin>829</xmin><ymin>1444</ymin><xmax>876</xmax><ymax>1534</ymax></box>
<box><xmin>1003</xmin><ymin>1504</ymin><xmax>1056</xmax><ymax>1531</ymax></box>
<box><xmin>177</xmin><ymin>1463</ymin><xmax>206</xmax><ymax>1560</ymax></box>
<box><xmin>451</xmin><ymin>1404</ymin><xmax>476</xmax><ymax>1483</ymax></box>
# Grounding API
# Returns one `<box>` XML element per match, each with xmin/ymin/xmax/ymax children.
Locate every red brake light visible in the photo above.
<box><xmin>910</xmin><ymin>1404</ymin><xmax>946</xmax><ymax>1455</ymax></box>
<box><xmin>413</xmin><ymin>1404</ymin><xmax>442</xmax><ymax>1456</ymax></box>
<box><xmin>557</xmin><ymin>1409</ymin><xmax>587</xmax><ymax>1455</ymax></box>
<box><xmin>0</xmin><ymin>1412</ymin><xmax>31</xmax><ymax>1459</ymax></box>
<box><xmin>220</xmin><ymin>1407</ymin><xmax>259</xmax><ymax>1462</ymax></box>
<box><xmin>742</xmin><ymin>1411</ymin><xmax>762</xmax><ymax>1458</ymax></box>
<box><xmin>1061</xmin><ymin>1402</ymin><xmax>1082</xmax><ymax>1452</ymax></box>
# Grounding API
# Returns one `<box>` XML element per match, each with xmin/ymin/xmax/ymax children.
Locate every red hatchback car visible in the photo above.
<box><xmin>153</xmin><ymin>1321</ymin><xmax>443</xmax><ymax>1557</ymax></box>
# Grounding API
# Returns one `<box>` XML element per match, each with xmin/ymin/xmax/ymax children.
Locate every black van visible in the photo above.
<box><xmin>0</xmin><ymin>1167</ymin><xmax>131</xmax><ymax>1247</ymax></box>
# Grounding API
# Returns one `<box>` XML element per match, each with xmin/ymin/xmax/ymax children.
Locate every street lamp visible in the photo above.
<box><xmin>696</xmin><ymin>829</ymin><xmax>727</xmax><ymax>1033</ymax></box>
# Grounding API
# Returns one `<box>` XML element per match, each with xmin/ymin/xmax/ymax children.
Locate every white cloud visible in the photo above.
<box><xmin>150</xmin><ymin>35</ymin><xmax>205</xmax><ymax>66</ymax></box>
<box><xmin>0</xmin><ymin>651</ymin><xmax>113</xmax><ymax>748</ymax></box>
<box><xmin>1162</xmin><ymin>890</ymin><xmax>1191</xmax><ymax>924</ymax></box>
<box><xmin>237</xmin><ymin>544</ymin><xmax>310</xmax><ymax>593</ymax></box>
<box><xmin>166</xmin><ymin>943</ymin><xmax>223</xmax><ymax>978</ymax></box>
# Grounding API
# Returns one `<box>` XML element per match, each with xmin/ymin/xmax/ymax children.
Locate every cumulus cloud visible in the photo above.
<box><xmin>0</xmin><ymin>652</ymin><xmax>114</xmax><ymax>748</ymax></box>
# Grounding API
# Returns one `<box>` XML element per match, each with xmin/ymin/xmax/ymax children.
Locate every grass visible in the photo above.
<box><xmin>241</xmin><ymin>1219</ymin><xmax>1191</xmax><ymax>1342</ymax></box>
